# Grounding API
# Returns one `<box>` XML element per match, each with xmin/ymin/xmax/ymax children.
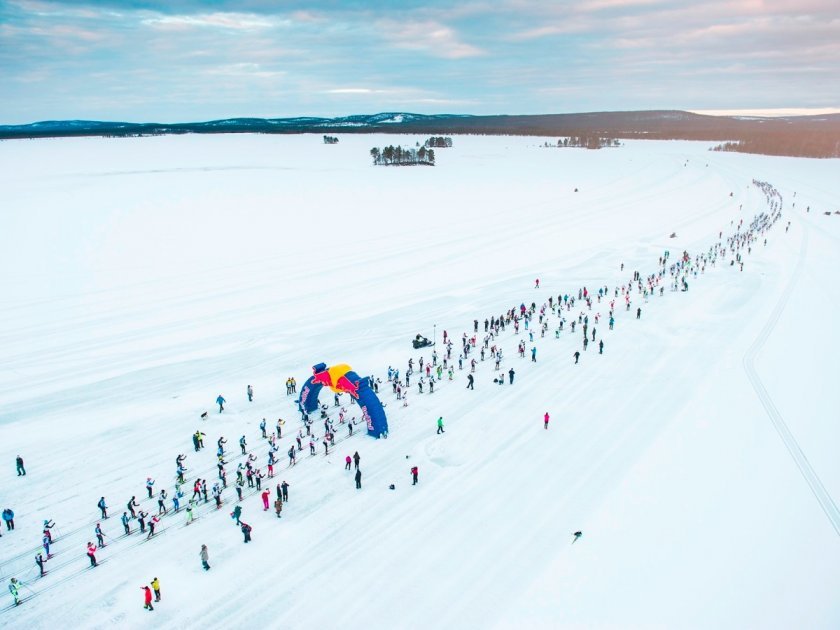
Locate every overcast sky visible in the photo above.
<box><xmin>1</xmin><ymin>0</ymin><xmax>838</xmax><ymax>124</ymax></box>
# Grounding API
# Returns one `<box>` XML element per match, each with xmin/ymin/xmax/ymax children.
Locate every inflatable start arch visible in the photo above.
<box><xmin>298</xmin><ymin>363</ymin><xmax>389</xmax><ymax>438</ymax></box>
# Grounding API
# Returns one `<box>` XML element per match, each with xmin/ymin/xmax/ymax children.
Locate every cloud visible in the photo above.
<box><xmin>141</xmin><ymin>12</ymin><xmax>281</xmax><ymax>30</ymax></box>
<box><xmin>377</xmin><ymin>19</ymin><xmax>485</xmax><ymax>59</ymax></box>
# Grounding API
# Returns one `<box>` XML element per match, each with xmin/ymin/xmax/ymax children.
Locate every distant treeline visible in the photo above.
<box><xmin>711</xmin><ymin>133</ymin><xmax>840</xmax><ymax>158</ymax></box>
<box><xmin>544</xmin><ymin>136</ymin><xmax>621</xmax><ymax>149</ymax></box>
<box><xmin>4</xmin><ymin>111</ymin><xmax>840</xmax><ymax>158</ymax></box>
<box><xmin>424</xmin><ymin>136</ymin><xmax>452</xmax><ymax>148</ymax></box>
<box><xmin>323</xmin><ymin>135</ymin><xmax>339</xmax><ymax>144</ymax></box>
<box><xmin>370</xmin><ymin>145</ymin><xmax>435</xmax><ymax>166</ymax></box>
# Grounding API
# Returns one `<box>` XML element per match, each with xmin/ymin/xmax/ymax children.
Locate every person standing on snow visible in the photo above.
<box><xmin>355</xmin><ymin>468</ymin><xmax>362</xmax><ymax>490</ymax></box>
<box><xmin>261</xmin><ymin>490</ymin><xmax>270</xmax><ymax>511</ymax></box>
<box><xmin>437</xmin><ymin>417</ymin><xmax>445</xmax><ymax>434</ymax></box>
<box><xmin>531</xmin><ymin>347</ymin><xmax>537</xmax><ymax>362</ymax></box>
<box><xmin>281</xmin><ymin>480</ymin><xmax>290</xmax><ymax>502</ymax></box>
<box><xmin>411</xmin><ymin>466</ymin><xmax>419</xmax><ymax>485</ymax></box>
<box><xmin>216</xmin><ymin>394</ymin><xmax>226</xmax><ymax>413</ymax></box>
<box><xmin>146</xmin><ymin>477</ymin><xmax>155</xmax><ymax>498</ymax></box>
<box><xmin>241</xmin><ymin>522</ymin><xmax>252</xmax><ymax>543</ymax></box>
<box><xmin>97</xmin><ymin>497</ymin><xmax>108</xmax><ymax>519</ymax></box>
<box><xmin>345</xmin><ymin>455</ymin><xmax>352</xmax><ymax>470</ymax></box>
<box><xmin>247</xmin><ymin>385</ymin><xmax>253</xmax><ymax>402</ymax></box>
<box><xmin>599</xmin><ymin>340</ymin><xmax>604</xmax><ymax>354</ymax></box>
<box><xmin>95</xmin><ymin>523</ymin><xmax>105</xmax><ymax>548</ymax></box>
<box><xmin>508</xmin><ymin>368</ymin><xmax>515</xmax><ymax>384</ymax></box>
<box><xmin>121</xmin><ymin>512</ymin><xmax>131</xmax><ymax>535</ymax></box>
<box><xmin>141</xmin><ymin>585</ymin><xmax>154</xmax><ymax>611</ymax></box>
<box><xmin>274</xmin><ymin>497</ymin><xmax>283</xmax><ymax>518</ymax></box>
<box><xmin>544</xmin><ymin>412</ymin><xmax>550</xmax><ymax>430</ymax></box>
<box><xmin>239</xmin><ymin>435</ymin><xmax>247</xmax><ymax>455</ymax></box>
<box><xmin>151</xmin><ymin>577</ymin><xmax>161</xmax><ymax>602</ymax></box>
<box><xmin>466</xmin><ymin>374</ymin><xmax>474</xmax><ymax>390</ymax></box>
<box><xmin>127</xmin><ymin>496</ymin><xmax>139</xmax><ymax>518</ymax></box>
<box><xmin>35</xmin><ymin>553</ymin><xmax>46</xmax><ymax>577</ymax></box>
<box><xmin>200</xmin><ymin>544</ymin><xmax>210</xmax><ymax>571</ymax></box>
<box><xmin>15</xmin><ymin>456</ymin><xmax>25</xmax><ymax>476</ymax></box>
<box><xmin>574</xmin><ymin>351</ymin><xmax>580</xmax><ymax>364</ymax></box>
<box><xmin>636</xmin><ymin>307</ymin><xmax>641</xmax><ymax>320</ymax></box>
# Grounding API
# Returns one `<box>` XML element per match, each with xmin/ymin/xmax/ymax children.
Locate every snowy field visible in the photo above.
<box><xmin>1</xmin><ymin>133</ymin><xmax>839</xmax><ymax>628</ymax></box>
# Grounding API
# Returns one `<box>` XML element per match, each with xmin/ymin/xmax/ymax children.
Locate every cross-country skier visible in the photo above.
<box><xmin>121</xmin><ymin>512</ymin><xmax>131</xmax><ymax>535</ymax></box>
<box><xmin>146</xmin><ymin>477</ymin><xmax>155</xmax><ymax>498</ymax></box>
<box><xmin>147</xmin><ymin>516</ymin><xmax>159</xmax><ymax>539</ymax></box>
<box><xmin>240</xmin><ymin>435</ymin><xmax>247</xmax><ymax>455</ymax></box>
<box><xmin>35</xmin><ymin>553</ymin><xmax>45</xmax><ymax>576</ymax></box>
<box><xmin>8</xmin><ymin>578</ymin><xmax>21</xmax><ymax>606</ymax></box>
<box><xmin>86</xmin><ymin>542</ymin><xmax>97</xmax><ymax>567</ymax></box>
<box><xmin>95</xmin><ymin>523</ymin><xmax>105</xmax><ymax>548</ymax></box>
<box><xmin>98</xmin><ymin>497</ymin><xmax>108</xmax><ymax>519</ymax></box>
<box><xmin>127</xmin><ymin>496</ymin><xmax>139</xmax><ymax>518</ymax></box>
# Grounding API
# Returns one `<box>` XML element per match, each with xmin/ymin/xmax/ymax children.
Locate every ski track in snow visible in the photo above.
<box><xmin>742</xmin><ymin>217</ymin><xmax>840</xmax><ymax>536</ymax></box>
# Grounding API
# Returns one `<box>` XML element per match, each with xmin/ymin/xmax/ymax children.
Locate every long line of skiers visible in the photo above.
<box><xmin>5</xmin><ymin>180</ymin><xmax>785</xmax><ymax>610</ymax></box>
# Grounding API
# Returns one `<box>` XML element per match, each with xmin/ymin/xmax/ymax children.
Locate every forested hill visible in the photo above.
<box><xmin>2</xmin><ymin>110</ymin><xmax>839</xmax><ymax>158</ymax></box>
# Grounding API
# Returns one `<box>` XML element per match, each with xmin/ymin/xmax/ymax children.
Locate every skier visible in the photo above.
<box><xmin>466</xmin><ymin>374</ymin><xmax>474</xmax><ymax>390</ymax></box>
<box><xmin>98</xmin><ymin>497</ymin><xmax>108</xmax><ymax>519</ymax></box>
<box><xmin>146</xmin><ymin>477</ymin><xmax>155</xmax><ymax>498</ymax></box>
<box><xmin>200</xmin><ymin>544</ymin><xmax>210</xmax><ymax>570</ymax></box>
<box><xmin>138</xmin><ymin>510</ymin><xmax>148</xmax><ymax>533</ymax></box>
<box><xmin>35</xmin><ymin>553</ymin><xmax>45</xmax><ymax>577</ymax></box>
<box><xmin>411</xmin><ymin>466</ymin><xmax>419</xmax><ymax>485</ymax></box>
<box><xmin>8</xmin><ymin>578</ymin><xmax>21</xmax><ymax>606</ymax></box>
<box><xmin>121</xmin><ymin>512</ymin><xmax>131</xmax><ymax>535</ymax></box>
<box><xmin>186</xmin><ymin>499</ymin><xmax>195</xmax><ymax>525</ymax></box>
<box><xmin>544</xmin><ymin>412</ymin><xmax>550</xmax><ymax>430</ymax></box>
<box><xmin>158</xmin><ymin>489</ymin><xmax>167</xmax><ymax>515</ymax></box>
<box><xmin>141</xmin><ymin>585</ymin><xmax>154</xmax><ymax>611</ymax></box>
<box><xmin>15</xmin><ymin>455</ymin><xmax>25</xmax><ymax>476</ymax></box>
<box><xmin>355</xmin><ymin>468</ymin><xmax>362</xmax><ymax>490</ymax></box>
<box><xmin>437</xmin><ymin>417</ymin><xmax>445</xmax><ymax>434</ymax></box>
<box><xmin>127</xmin><ymin>496</ymin><xmax>139</xmax><ymax>518</ymax></box>
<box><xmin>241</xmin><ymin>522</ymin><xmax>252</xmax><ymax>543</ymax></box>
<box><xmin>86</xmin><ymin>542</ymin><xmax>97</xmax><ymax>567</ymax></box>
<box><xmin>147</xmin><ymin>515</ymin><xmax>159</xmax><ymax>539</ymax></box>
<box><xmin>43</xmin><ymin>534</ymin><xmax>51</xmax><ymax>558</ymax></box>
<box><xmin>240</xmin><ymin>435</ymin><xmax>247</xmax><ymax>455</ymax></box>
<box><xmin>260</xmin><ymin>418</ymin><xmax>267</xmax><ymax>438</ymax></box>
<box><xmin>95</xmin><ymin>523</ymin><xmax>105</xmax><ymax>548</ymax></box>
<box><xmin>247</xmin><ymin>384</ymin><xmax>253</xmax><ymax>402</ymax></box>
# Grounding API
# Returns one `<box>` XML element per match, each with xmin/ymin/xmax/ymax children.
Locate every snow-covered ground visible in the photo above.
<box><xmin>1</xmin><ymin>134</ymin><xmax>838</xmax><ymax>628</ymax></box>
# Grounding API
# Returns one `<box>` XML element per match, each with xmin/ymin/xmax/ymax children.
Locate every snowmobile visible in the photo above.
<box><xmin>412</xmin><ymin>334</ymin><xmax>433</xmax><ymax>349</ymax></box>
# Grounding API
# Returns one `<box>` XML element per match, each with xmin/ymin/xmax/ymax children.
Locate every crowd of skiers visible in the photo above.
<box><xmin>4</xmin><ymin>179</ymin><xmax>786</xmax><ymax>611</ymax></box>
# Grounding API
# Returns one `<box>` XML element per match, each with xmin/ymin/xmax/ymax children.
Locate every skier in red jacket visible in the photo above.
<box><xmin>142</xmin><ymin>585</ymin><xmax>154</xmax><ymax>611</ymax></box>
<box><xmin>86</xmin><ymin>542</ymin><xmax>97</xmax><ymax>567</ymax></box>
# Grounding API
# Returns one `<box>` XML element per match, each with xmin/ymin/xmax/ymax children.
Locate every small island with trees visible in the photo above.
<box><xmin>370</xmin><ymin>145</ymin><xmax>435</xmax><ymax>166</ymax></box>
<box><xmin>424</xmin><ymin>136</ymin><xmax>453</xmax><ymax>148</ymax></box>
<box><xmin>544</xmin><ymin>136</ymin><xmax>621</xmax><ymax>149</ymax></box>
<box><xmin>323</xmin><ymin>135</ymin><xmax>339</xmax><ymax>144</ymax></box>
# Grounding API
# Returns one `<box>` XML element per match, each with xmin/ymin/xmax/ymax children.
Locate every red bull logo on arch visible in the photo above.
<box><xmin>298</xmin><ymin>362</ymin><xmax>388</xmax><ymax>438</ymax></box>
